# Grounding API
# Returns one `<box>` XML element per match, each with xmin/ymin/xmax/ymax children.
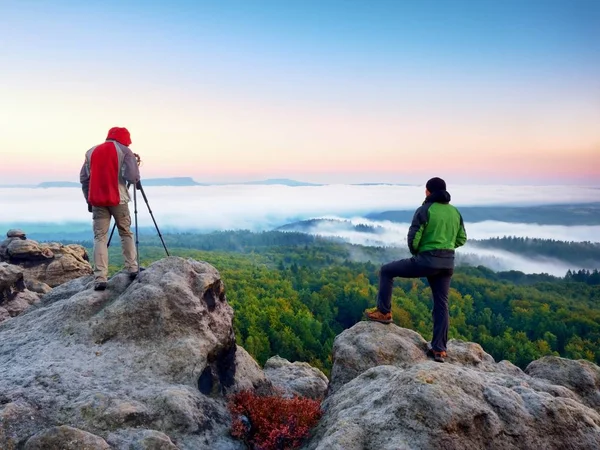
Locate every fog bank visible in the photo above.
<box><xmin>1</xmin><ymin>184</ymin><xmax>599</xmax><ymax>231</ymax></box>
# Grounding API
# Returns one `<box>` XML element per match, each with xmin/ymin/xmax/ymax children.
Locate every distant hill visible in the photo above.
<box><xmin>141</xmin><ymin>177</ymin><xmax>204</xmax><ymax>186</ymax></box>
<box><xmin>278</xmin><ymin>218</ymin><xmax>387</xmax><ymax>234</ymax></box>
<box><xmin>2</xmin><ymin>177</ymin><xmax>320</xmax><ymax>188</ymax></box>
<box><xmin>350</xmin><ymin>183</ymin><xmax>415</xmax><ymax>186</ymax></box>
<box><xmin>36</xmin><ymin>181</ymin><xmax>80</xmax><ymax>188</ymax></box>
<box><xmin>27</xmin><ymin>178</ymin><xmax>204</xmax><ymax>188</ymax></box>
<box><xmin>236</xmin><ymin>178</ymin><xmax>323</xmax><ymax>187</ymax></box>
<box><xmin>367</xmin><ymin>202</ymin><xmax>600</xmax><ymax>226</ymax></box>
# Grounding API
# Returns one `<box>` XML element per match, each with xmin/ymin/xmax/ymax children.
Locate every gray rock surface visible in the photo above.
<box><xmin>0</xmin><ymin>231</ymin><xmax>92</xmax><ymax>287</ymax></box>
<box><xmin>264</xmin><ymin>355</ymin><xmax>328</xmax><ymax>399</ymax></box>
<box><xmin>303</xmin><ymin>321</ymin><xmax>600</xmax><ymax>450</ymax></box>
<box><xmin>0</xmin><ymin>256</ymin><xmax>255</xmax><ymax>450</ymax></box>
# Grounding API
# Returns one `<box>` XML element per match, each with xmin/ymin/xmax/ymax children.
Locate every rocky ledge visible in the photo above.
<box><xmin>2</xmin><ymin>251</ymin><xmax>599</xmax><ymax>450</ymax></box>
<box><xmin>0</xmin><ymin>257</ymin><xmax>268</xmax><ymax>450</ymax></box>
<box><xmin>303</xmin><ymin>321</ymin><xmax>600</xmax><ymax>450</ymax></box>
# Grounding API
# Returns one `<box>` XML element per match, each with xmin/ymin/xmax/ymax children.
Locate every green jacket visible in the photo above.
<box><xmin>407</xmin><ymin>190</ymin><xmax>467</xmax><ymax>267</ymax></box>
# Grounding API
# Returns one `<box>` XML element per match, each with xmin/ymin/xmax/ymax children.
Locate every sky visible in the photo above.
<box><xmin>1</xmin><ymin>0</ymin><xmax>599</xmax><ymax>185</ymax></box>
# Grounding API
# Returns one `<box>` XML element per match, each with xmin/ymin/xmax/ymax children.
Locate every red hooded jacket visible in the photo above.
<box><xmin>80</xmin><ymin>127</ymin><xmax>140</xmax><ymax>207</ymax></box>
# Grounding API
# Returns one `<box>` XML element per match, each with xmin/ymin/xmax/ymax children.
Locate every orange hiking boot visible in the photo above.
<box><xmin>364</xmin><ymin>307</ymin><xmax>392</xmax><ymax>324</ymax></box>
<box><xmin>426</xmin><ymin>347</ymin><xmax>447</xmax><ymax>363</ymax></box>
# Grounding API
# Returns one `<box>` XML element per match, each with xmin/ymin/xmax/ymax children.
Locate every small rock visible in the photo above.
<box><xmin>4</xmin><ymin>290</ymin><xmax>40</xmax><ymax>316</ymax></box>
<box><xmin>24</xmin><ymin>425</ymin><xmax>110</xmax><ymax>450</ymax></box>
<box><xmin>7</xmin><ymin>229</ymin><xmax>26</xmax><ymax>239</ymax></box>
<box><xmin>130</xmin><ymin>430</ymin><xmax>179</xmax><ymax>450</ymax></box>
<box><xmin>0</xmin><ymin>401</ymin><xmax>42</xmax><ymax>448</ymax></box>
<box><xmin>0</xmin><ymin>262</ymin><xmax>26</xmax><ymax>301</ymax></box>
<box><xmin>264</xmin><ymin>355</ymin><xmax>328</xmax><ymax>399</ymax></box>
<box><xmin>25</xmin><ymin>279</ymin><xmax>53</xmax><ymax>294</ymax></box>
<box><xmin>231</xmin><ymin>345</ymin><xmax>271</xmax><ymax>393</ymax></box>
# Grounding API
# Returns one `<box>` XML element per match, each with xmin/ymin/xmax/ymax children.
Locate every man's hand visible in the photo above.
<box><xmin>135</xmin><ymin>181</ymin><xmax>142</xmax><ymax>190</ymax></box>
<box><xmin>88</xmin><ymin>203</ymin><xmax>93</xmax><ymax>213</ymax></box>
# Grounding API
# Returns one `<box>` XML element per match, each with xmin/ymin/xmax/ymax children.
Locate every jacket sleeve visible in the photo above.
<box><xmin>79</xmin><ymin>157</ymin><xmax>90</xmax><ymax>202</ymax></box>
<box><xmin>407</xmin><ymin>206</ymin><xmax>428</xmax><ymax>255</ymax></box>
<box><xmin>121</xmin><ymin>146</ymin><xmax>141</xmax><ymax>184</ymax></box>
<box><xmin>455</xmin><ymin>213</ymin><xmax>467</xmax><ymax>248</ymax></box>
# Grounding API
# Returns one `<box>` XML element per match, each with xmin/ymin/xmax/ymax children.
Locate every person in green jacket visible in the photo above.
<box><xmin>365</xmin><ymin>177</ymin><xmax>467</xmax><ymax>362</ymax></box>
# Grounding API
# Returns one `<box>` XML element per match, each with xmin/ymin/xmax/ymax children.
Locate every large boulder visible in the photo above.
<box><xmin>0</xmin><ymin>256</ymin><xmax>264</xmax><ymax>450</ymax></box>
<box><xmin>264</xmin><ymin>356</ymin><xmax>328</xmax><ymax>399</ymax></box>
<box><xmin>303</xmin><ymin>321</ymin><xmax>600</xmax><ymax>450</ymax></box>
<box><xmin>0</xmin><ymin>230</ymin><xmax>92</xmax><ymax>288</ymax></box>
<box><xmin>526</xmin><ymin>356</ymin><xmax>600</xmax><ymax>411</ymax></box>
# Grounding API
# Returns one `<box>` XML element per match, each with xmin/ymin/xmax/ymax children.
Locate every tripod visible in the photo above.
<box><xmin>107</xmin><ymin>182</ymin><xmax>170</xmax><ymax>281</ymax></box>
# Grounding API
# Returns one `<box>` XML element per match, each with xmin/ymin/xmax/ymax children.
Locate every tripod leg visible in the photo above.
<box><xmin>139</xmin><ymin>184</ymin><xmax>170</xmax><ymax>257</ymax></box>
<box><xmin>133</xmin><ymin>185</ymin><xmax>141</xmax><ymax>282</ymax></box>
<box><xmin>107</xmin><ymin>221</ymin><xmax>117</xmax><ymax>248</ymax></box>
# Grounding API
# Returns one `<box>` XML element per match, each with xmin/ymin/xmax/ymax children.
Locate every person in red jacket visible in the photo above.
<box><xmin>80</xmin><ymin>127</ymin><xmax>141</xmax><ymax>291</ymax></box>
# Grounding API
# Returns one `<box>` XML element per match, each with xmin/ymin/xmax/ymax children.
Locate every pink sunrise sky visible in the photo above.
<box><xmin>1</xmin><ymin>1</ymin><xmax>599</xmax><ymax>185</ymax></box>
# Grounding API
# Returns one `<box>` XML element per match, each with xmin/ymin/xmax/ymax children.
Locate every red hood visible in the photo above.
<box><xmin>106</xmin><ymin>127</ymin><xmax>132</xmax><ymax>146</ymax></box>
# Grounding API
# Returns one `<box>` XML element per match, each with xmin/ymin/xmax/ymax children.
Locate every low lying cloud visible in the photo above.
<box><xmin>1</xmin><ymin>185</ymin><xmax>599</xmax><ymax>276</ymax></box>
<box><xmin>282</xmin><ymin>217</ymin><xmax>600</xmax><ymax>276</ymax></box>
<box><xmin>456</xmin><ymin>246</ymin><xmax>584</xmax><ymax>277</ymax></box>
<box><xmin>287</xmin><ymin>217</ymin><xmax>600</xmax><ymax>245</ymax></box>
<box><xmin>1</xmin><ymin>184</ymin><xmax>599</xmax><ymax>231</ymax></box>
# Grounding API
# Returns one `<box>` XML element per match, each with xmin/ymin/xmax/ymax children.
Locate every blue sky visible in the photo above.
<box><xmin>1</xmin><ymin>0</ymin><xmax>599</xmax><ymax>184</ymax></box>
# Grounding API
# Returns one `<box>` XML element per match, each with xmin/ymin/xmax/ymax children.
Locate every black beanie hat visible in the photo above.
<box><xmin>426</xmin><ymin>177</ymin><xmax>446</xmax><ymax>193</ymax></box>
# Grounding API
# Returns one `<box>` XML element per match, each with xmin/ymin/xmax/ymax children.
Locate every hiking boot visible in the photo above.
<box><xmin>129</xmin><ymin>267</ymin><xmax>146</xmax><ymax>281</ymax></box>
<box><xmin>364</xmin><ymin>307</ymin><xmax>392</xmax><ymax>324</ymax></box>
<box><xmin>94</xmin><ymin>281</ymin><xmax>107</xmax><ymax>291</ymax></box>
<box><xmin>426</xmin><ymin>346</ymin><xmax>447</xmax><ymax>363</ymax></box>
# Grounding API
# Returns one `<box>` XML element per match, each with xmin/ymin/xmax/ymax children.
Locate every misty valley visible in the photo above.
<box><xmin>2</xmin><ymin>197</ymin><xmax>599</xmax><ymax>376</ymax></box>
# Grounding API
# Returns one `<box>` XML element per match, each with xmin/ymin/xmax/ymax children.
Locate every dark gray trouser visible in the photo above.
<box><xmin>376</xmin><ymin>257</ymin><xmax>454</xmax><ymax>352</ymax></box>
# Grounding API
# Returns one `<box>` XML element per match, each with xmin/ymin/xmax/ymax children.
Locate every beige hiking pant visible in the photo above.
<box><xmin>92</xmin><ymin>204</ymin><xmax>138</xmax><ymax>282</ymax></box>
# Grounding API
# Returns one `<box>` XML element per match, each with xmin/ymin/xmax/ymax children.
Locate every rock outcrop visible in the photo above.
<box><xmin>0</xmin><ymin>256</ymin><xmax>265</xmax><ymax>450</ymax></box>
<box><xmin>0</xmin><ymin>262</ymin><xmax>42</xmax><ymax>322</ymax></box>
<box><xmin>303</xmin><ymin>321</ymin><xmax>600</xmax><ymax>450</ymax></box>
<box><xmin>0</xmin><ymin>229</ymin><xmax>92</xmax><ymax>288</ymax></box>
<box><xmin>264</xmin><ymin>356</ymin><xmax>328</xmax><ymax>399</ymax></box>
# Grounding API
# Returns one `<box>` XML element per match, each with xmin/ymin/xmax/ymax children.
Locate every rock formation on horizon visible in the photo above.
<box><xmin>0</xmin><ymin>229</ymin><xmax>92</xmax><ymax>323</ymax></box>
<box><xmin>302</xmin><ymin>321</ymin><xmax>600</xmax><ymax>450</ymax></box>
<box><xmin>0</xmin><ymin>229</ymin><xmax>92</xmax><ymax>288</ymax></box>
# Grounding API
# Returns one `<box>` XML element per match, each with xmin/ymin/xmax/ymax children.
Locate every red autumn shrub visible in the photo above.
<box><xmin>228</xmin><ymin>389</ymin><xmax>322</xmax><ymax>450</ymax></box>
